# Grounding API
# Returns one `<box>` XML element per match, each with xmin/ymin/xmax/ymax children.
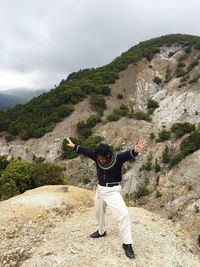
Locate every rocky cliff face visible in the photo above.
<box><xmin>0</xmin><ymin>44</ymin><xmax>200</xmax><ymax>249</ymax></box>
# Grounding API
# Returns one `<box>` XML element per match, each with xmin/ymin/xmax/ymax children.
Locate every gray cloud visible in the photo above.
<box><xmin>0</xmin><ymin>0</ymin><xmax>200</xmax><ymax>90</ymax></box>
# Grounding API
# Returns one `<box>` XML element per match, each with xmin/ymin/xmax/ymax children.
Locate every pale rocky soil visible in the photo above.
<box><xmin>0</xmin><ymin>186</ymin><xmax>200</xmax><ymax>267</ymax></box>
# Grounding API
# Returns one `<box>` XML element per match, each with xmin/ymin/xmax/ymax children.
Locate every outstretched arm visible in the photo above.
<box><xmin>117</xmin><ymin>139</ymin><xmax>147</xmax><ymax>164</ymax></box>
<box><xmin>134</xmin><ymin>139</ymin><xmax>147</xmax><ymax>153</ymax></box>
<box><xmin>67</xmin><ymin>138</ymin><xmax>75</xmax><ymax>149</ymax></box>
<box><xmin>66</xmin><ymin>137</ymin><xmax>95</xmax><ymax>160</ymax></box>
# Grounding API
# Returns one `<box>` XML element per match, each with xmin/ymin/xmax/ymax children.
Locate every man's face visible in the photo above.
<box><xmin>97</xmin><ymin>154</ymin><xmax>110</xmax><ymax>164</ymax></box>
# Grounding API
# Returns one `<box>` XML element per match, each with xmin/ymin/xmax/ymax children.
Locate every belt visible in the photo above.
<box><xmin>99</xmin><ymin>182</ymin><xmax>120</xmax><ymax>187</ymax></box>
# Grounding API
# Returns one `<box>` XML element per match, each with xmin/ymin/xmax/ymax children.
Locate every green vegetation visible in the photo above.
<box><xmin>150</xmin><ymin>132</ymin><xmax>155</xmax><ymax>140</ymax></box>
<box><xmin>198</xmin><ymin>235</ymin><xmax>200</xmax><ymax>246</ymax></box>
<box><xmin>162</xmin><ymin>145</ymin><xmax>170</xmax><ymax>163</ymax></box>
<box><xmin>4</xmin><ymin>134</ymin><xmax>14</xmax><ymax>142</ymax></box>
<box><xmin>155</xmin><ymin>190</ymin><xmax>162</xmax><ymax>198</ymax></box>
<box><xmin>76</xmin><ymin>114</ymin><xmax>101</xmax><ymax>138</ymax></box>
<box><xmin>153</xmin><ymin>76</ymin><xmax>162</xmax><ymax>85</ymax></box>
<box><xmin>154</xmin><ymin>159</ymin><xmax>161</xmax><ymax>173</ymax></box>
<box><xmin>31</xmin><ymin>162</ymin><xmax>64</xmax><ymax>188</ymax></box>
<box><xmin>140</xmin><ymin>161</ymin><xmax>152</xmax><ymax>171</ymax></box>
<box><xmin>170</xmin><ymin>153</ymin><xmax>184</xmax><ymax>167</ymax></box>
<box><xmin>187</xmin><ymin>60</ymin><xmax>199</xmax><ymax>73</ymax></box>
<box><xmin>147</xmin><ymin>99</ymin><xmax>159</xmax><ymax>114</ymax></box>
<box><xmin>130</xmin><ymin>111</ymin><xmax>152</xmax><ymax>122</ymax></box>
<box><xmin>0</xmin><ymin>158</ymin><xmax>65</xmax><ymax>200</ymax></box>
<box><xmin>117</xmin><ymin>93</ymin><xmax>123</xmax><ymax>99</ymax></box>
<box><xmin>164</xmin><ymin>74</ymin><xmax>172</xmax><ymax>83</ymax></box>
<box><xmin>194</xmin><ymin>204</ymin><xmax>200</xmax><ymax>213</ymax></box>
<box><xmin>136</xmin><ymin>185</ymin><xmax>150</xmax><ymax>199</ymax></box>
<box><xmin>176</xmin><ymin>68</ymin><xmax>186</xmax><ymax>78</ymax></box>
<box><xmin>107</xmin><ymin>104</ymin><xmax>129</xmax><ymax>121</ymax></box>
<box><xmin>171</xmin><ymin>122</ymin><xmax>196</xmax><ymax>138</ymax></box>
<box><xmin>168</xmin><ymin>51</ymin><xmax>175</xmax><ymax>58</ymax></box>
<box><xmin>156</xmin><ymin>130</ymin><xmax>171</xmax><ymax>142</ymax></box>
<box><xmin>147</xmin><ymin>99</ymin><xmax>159</xmax><ymax>109</ymax></box>
<box><xmin>187</xmin><ymin>184</ymin><xmax>193</xmax><ymax>191</ymax></box>
<box><xmin>170</xmin><ymin>130</ymin><xmax>200</xmax><ymax>166</ymax></box>
<box><xmin>189</xmin><ymin>75</ymin><xmax>200</xmax><ymax>84</ymax></box>
<box><xmin>185</xmin><ymin>47</ymin><xmax>192</xmax><ymax>53</ymax></box>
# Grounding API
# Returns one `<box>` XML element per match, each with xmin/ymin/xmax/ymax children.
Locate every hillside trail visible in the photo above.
<box><xmin>0</xmin><ymin>186</ymin><xmax>200</xmax><ymax>267</ymax></box>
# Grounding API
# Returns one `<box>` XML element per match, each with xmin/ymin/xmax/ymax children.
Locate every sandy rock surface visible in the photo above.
<box><xmin>0</xmin><ymin>186</ymin><xmax>200</xmax><ymax>267</ymax></box>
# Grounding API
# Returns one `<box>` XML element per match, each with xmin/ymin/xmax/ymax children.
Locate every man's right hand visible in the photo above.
<box><xmin>67</xmin><ymin>138</ymin><xmax>75</xmax><ymax>148</ymax></box>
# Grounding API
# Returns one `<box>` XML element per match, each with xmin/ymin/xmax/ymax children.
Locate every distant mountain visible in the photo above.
<box><xmin>0</xmin><ymin>88</ymin><xmax>49</xmax><ymax>110</ymax></box>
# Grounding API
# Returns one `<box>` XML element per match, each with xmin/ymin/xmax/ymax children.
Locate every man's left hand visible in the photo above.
<box><xmin>134</xmin><ymin>139</ymin><xmax>147</xmax><ymax>153</ymax></box>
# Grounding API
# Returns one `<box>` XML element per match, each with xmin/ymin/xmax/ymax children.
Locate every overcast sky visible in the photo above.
<box><xmin>0</xmin><ymin>0</ymin><xmax>200</xmax><ymax>91</ymax></box>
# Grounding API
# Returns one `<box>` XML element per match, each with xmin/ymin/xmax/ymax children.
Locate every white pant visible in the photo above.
<box><xmin>94</xmin><ymin>184</ymin><xmax>133</xmax><ymax>244</ymax></box>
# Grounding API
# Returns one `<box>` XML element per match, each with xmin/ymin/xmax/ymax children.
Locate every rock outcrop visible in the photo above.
<box><xmin>0</xmin><ymin>186</ymin><xmax>199</xmax><ymax>267</ymax></box>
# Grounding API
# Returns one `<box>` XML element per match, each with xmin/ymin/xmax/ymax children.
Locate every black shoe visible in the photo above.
<box><xmin>122</xmin><ymin>244</ymin><xmax>135</xmax><ymax>259</ymax></box>
<box><xmin>90</xmin><ymin>230</ymin><xmax>106</xmax><ymax>238</ymax></box>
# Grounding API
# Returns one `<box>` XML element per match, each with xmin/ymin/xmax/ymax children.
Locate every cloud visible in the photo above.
<box><xmin>0</xmin><ymin>0</ymin><xmax>200</xmax><ymax>90</ymax></box>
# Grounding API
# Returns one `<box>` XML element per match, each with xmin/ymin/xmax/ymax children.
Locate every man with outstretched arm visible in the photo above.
<box><xmin>67</xmin><ymin>138</ymin><xmax>147</xmax><ymax>259</ymax></box>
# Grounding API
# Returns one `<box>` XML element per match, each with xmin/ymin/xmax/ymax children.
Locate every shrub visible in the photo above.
<box><xmin>176</xmin><ymin>68</ymin><xmax>186</xmax><ymax>78</ymax></box>
<box><xmin>187</xmin><ymin>185</ymin><xmax>193</xmax><ymax>191</ymax></box>
<box><xmin>198</xmin><ymin>234</ymin><xmax>200</xmax><ymax>246</ymax></box>
<box><xmin>178</xmin><ymin>62</ymin><xmax>186</xmax><ymax>68</ymax></box>
<box><xmin>170</xmin><ymin>153</ymin><xmax>184</xmax><ymax>167</ymax></box>
<box><xmin>0</xmin><ymin>180</ymin><xmax>20</xmax><ymax>200</ymax></box>
<box><xmin>0</xmin><ymin>160</ymin><xmax>35</xmax><ymax>199</ymax></box>
<box><xmin>132</xmin><ymin>112</ymin><xmax>152</xmax><ymax>122</ymax></box>
<box><xmin>86</xmin><ymin>114</ymin><xmax>101</xmax><ymax>128</ymax></box>
<box><xmin>150</xmin><ymin>132</ymin><xmax>155</xmax><ymax>140</ymax></box>
<box><xmin>156</xmin><ymin>130</ymin><xmax>171</xmax><ymax>142</ymax></box>
<box><xmin>162</xmin><ymin>145</ymin><xmax>170</xmax><ymax>163</ymax></box>
<box><xmin>153</xmin><ymin>76</ymin><xmax>162</xmax><ymax>85</ymax></box>
<box><xmin>189</xmin><ymin>75</ymin><xmax>200</xmax><ymax>84</ymax></box>
<box><xmin>180</xmin><ymin>75</ymin><xmax>190</xmax><ymax>82</ymax></box>
<box><xmin>117</xmin><ymin>93</ymin><xmax>123</xmax><ymax>99</ymax></box>
<box><xmin>177</xmin><ymin>54</ymin><xmax>187</xmax><ymax>62</ymax></box>
<box><xmin>168</xmin><ymin>51</ymin><xmax>175</xmax><ymax>58</ymax></box>
<box><xmin>185</xmin><ymin>47</ymin><xmax>191</xmax><ymax>53</ymax></box>
<box><xmin>164</xmin><ymin>74</ymin><xmax>172</xmax><ymax>83</ymax></box>
<box><xmin>171</xmin><ymin>122</ymin><xmax>195</xmax><ymax>138</ymax></box>
<box><xmin>194</xmin><ymin>204</ymin><xmax>200</xmax><ymax>213</ymax></box>
<box><xmin>147</xmin><ymin>99</ymin><xmax>159</xmax><ymax>109</ymax></box>
<box><xmin>180</xmin><ymin>131</ymin><xmax>200</xmax><ymax>156</ymax></box>
<box><xmin>90</xmin><ymin>94</ymin><xmax>106</xmax><ymax>111</ymax></box>
<box><xmin>107</xmin><ymin>113</ymin><xmax>120</xmax><ymax>121</ymax></box>
<box><xmin>141</xmin><ymin>161</ymin><xmax>152</xmax><ymax>171</ymax></box>
<box><xmin>136</xmin><ymin>185</ymin><xmax>150</xmax><ymax>199</ymax></box>
<box><xmin>0</xmin><ymin>155</ymin><xmax>9</xmax><ymax>174</ymax></box>
<box><xmin>76</xmin><ymin>114</ymin><xmax>101</xmax><ymax>138</ymax></box>
<box><xmin>107</xmin><ymin>105</ymin><xmax>129</xmax><ymax>121</ymax></box>
<box><xmin>31</xmin><ymin>162</ymin><xmax>64</xmax><ymax>188</ymax></box>
<box><xmin>156</xmin><ymin>190</ymin><xmax>162</xmax><ymax>198</ymax></box>
<box><xmin>187</xmin><ymin>60</ymin><xmax>199</xmax><ymax>73</ymax></box>
<box><xmin>83</xmin><ymin>177</ymin><xmax>90</xmax><ymax>184</ymax></box>
<box><xmin>154</xmin><ymin>159</ymin><xmax>161</xmax><ymax>173</ymax></box>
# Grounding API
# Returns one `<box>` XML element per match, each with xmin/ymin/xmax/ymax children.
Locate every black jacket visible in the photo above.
<box><xmin>74</xmin><ymin>144</ymin><xmax>138</xmax><ymax>185</ymax></box>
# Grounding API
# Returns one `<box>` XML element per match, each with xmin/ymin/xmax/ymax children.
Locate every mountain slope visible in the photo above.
<box><xmin>0</xmin><ymin>33</ymin><xmax>200</xmax><ymax>139</ymax></box>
